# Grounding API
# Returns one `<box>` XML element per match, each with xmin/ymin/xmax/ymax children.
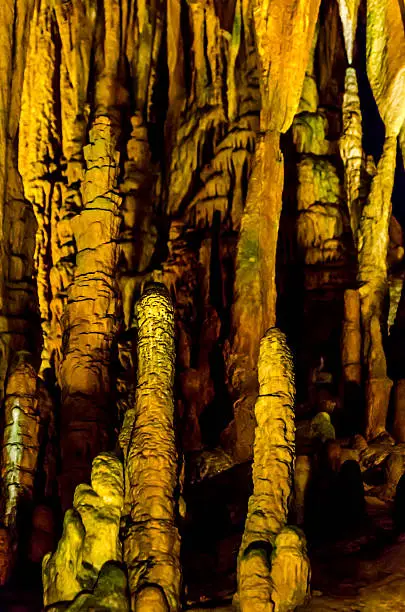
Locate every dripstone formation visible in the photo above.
<box><xmin>1</xmin><ymin>0</ymin><xmax>405</xmax><ymax>610</ymax></box>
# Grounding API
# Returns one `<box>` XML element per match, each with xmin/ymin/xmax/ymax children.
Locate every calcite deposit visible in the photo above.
<box><xmin>42</xmin><ymin>452</ymin><xmax>124</xmax><ymax>607</ymax></box>
<box><xmin>237</xmin><ymin>329</ymin><xmax>310</xmax><ymax>611</ymax></box>
<box><xmin>122</xmin><ymin>283</ymin><xmax>181</xmax><ymax>611</ymax></box>
<box><xmin>1</xmin><ymin>0</ymin><xmax>405</xmax><ymax>610</ymax></box>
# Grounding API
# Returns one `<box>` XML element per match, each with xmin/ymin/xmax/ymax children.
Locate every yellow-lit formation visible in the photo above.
<box><xmin>0</xmin><ymin>0</ymin><xmax>405</xmax><ymax>610</ymax></box>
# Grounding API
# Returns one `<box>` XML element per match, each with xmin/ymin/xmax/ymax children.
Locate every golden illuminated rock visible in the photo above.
<box><xmin>253</xmin><ymin>0</ymin><xmax>321</xmax><ymax>132</ymax></box>
<box><xmin>42</xmin><ymin>452</ymin><xmax>124</xmax><ymax>607</ymax></box>
<box><xmin>297</xmin><ymin>157</ymin><xmax>345</xmax><ymax>265</ymax></box>
<box><xmin>59</xmin><ymin>116</ymin><xmax>121</xmax><ymax>509</ymax></box>
<box><xmin>367</xmin><ymin>0</ymin><xmax>405</xmax><ymax>136</ymax></box>
<box><xmin>1</xmin><ymin>352</ymin><xmax>39</xmax><ymax>530</ymax></box>
<box><xmin>228</xmin><ymin>132</ymin><xmax>284</xmax><ymax>460</ymax></box>
<box><xmin>19</xmin><ymin>0</ymin><xmax>60</xmax><ymax>373</ymax></box>
<box><xmin>339</xmin><ymin>68</ymin><xmax>363</xmax><ymax>241</ymax></box>
<box><xmin>237</xmin><ymin>328</ymin><xmax>310</xmax><ymax>611</ymax></box>
<box><xmin>337</xmin><ymin>0</ymin><xmax>360</xmax><ymax>64</ymax></box>
<box><xmin>5</xmin><ymin>0</ymin><xmax>405</xmax><ymax>606</ymax></box>
<box><xmin>122</xmin><ymin>283</ymin><xmax>181</xmax><ymax>611</ymax></box>
<box><xmin>0</xmin><ymin>528</ymin><xmax>11</xmax><ymax>586</ymax></box>
<box><xmin>358</xmin><ymin>137</ymin><xmax>397</xmax><ymax>439</ymax></box>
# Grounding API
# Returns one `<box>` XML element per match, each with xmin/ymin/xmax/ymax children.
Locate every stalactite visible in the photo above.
<box><xmin>237</xmin><ymin>328</ymin><xmax>310</xmax><ymax>611</ymax></box>
<box><xmin>53</xmin><ymin>0</ymin><xmax>96</xmax><ymax>183</ymax></box>
<box><xmin>118</xmin><ymin>113</ymin><xmax>157</xmax><ymax>330</ymax></box>
<box><xmin>352</xmin><ymin>0</ymin><xmax>405</xmax><ymax>440</ymax></box>
<box><xmin>366</xmin><ymin>0</ymin><xmax>405</xmax><ymax>138</ymax></box>
<box><xmin>122</xmin><ymin>283</ymin><xmax>181</xmax><ymax>611</ymax></box>
<box><xmin>125</xmin><ymin>0</ymin><xmax>165</xmax><ymax>118</ymax></box>
<box><xmin>59</xmin><ymin>117</ymin><xmax>121</xmax><ymax>510</ymax></box>
<box><xmin>0</xmin><ymin>0</ymin><xmax>38</xmax><ymax>409</ymax></box>
<box><xmin>337</xmin><ymin>0</ymin><xmax>360</xmax><ymax>65</ymax></box>
<box><xmin>337</xmin><ymin>0</ymin><xmax>362</xmax><ymax>245</ymax></box>
<box><xmin>19</xmin><ymin>0</ymin><xmax>60</xmax><ymax>374</ymax></box>
<box><xmin>339</xmin><ymin>68</ymin><xmax>363</xmax><ymax>243</ymax></box>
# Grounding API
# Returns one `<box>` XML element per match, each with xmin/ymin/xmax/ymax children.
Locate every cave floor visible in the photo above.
<box><xmin>2</xmin><ymin>493</ymin><xmax>405</xmax><ymax>611</ymax></box>
<box><xmin>298</xmin><ymin>496</ymin><xmax>405</xmax><ymax>611</ymax></box>
<box><xmin>186</xmin><ymin>494</ymin><xmax>405</xmax><ymax>611</ymax></box>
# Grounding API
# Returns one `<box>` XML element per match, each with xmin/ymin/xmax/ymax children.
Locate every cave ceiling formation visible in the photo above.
<box><xmin>1</xmin><ymin>0</ymin><xmax>405</xmax><ymax>610</ymax></box>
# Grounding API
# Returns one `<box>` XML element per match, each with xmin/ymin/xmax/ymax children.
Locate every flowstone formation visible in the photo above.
<box><xmin>3</xmin><ymin>0</ymin><xmax>405</xmax><ymax>610</ymax></box>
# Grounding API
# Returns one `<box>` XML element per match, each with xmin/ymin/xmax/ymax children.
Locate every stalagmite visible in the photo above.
<box><xmin>1</xmin><ymin>352</ymin><xmax>39</xmax><ymax>531</ymax></box>
<box><xmin>123</xmin><ymin>283</ymin><xmax>181</xmax><ymax>611</ymax></box>
<box><xmin>42</xmin><ymin>452</ymin><xmax>126</xmax><ymax>608</ymax></box>
<box><xmin>237</xmin><ymin>328</ymin><xmax>310</xmax><ymax>611</ymax></box>
<box><xmin>59</xmin><ymin>117</ymin><xmax>121</xmax><ymax>509</ymax></box>
<box><xmin>296</xmin><ymin>157</ymin><xmax>345</xmax><ymax>265</ymax></box>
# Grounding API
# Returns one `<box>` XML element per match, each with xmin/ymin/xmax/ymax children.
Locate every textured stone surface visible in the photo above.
<box><xmin>42</xmin><ymin>452</ymin><xmax>124</xmax><ymax>607</ymax></box>
<box><xmin>254</xmin><ymin>0</ymin><xmax>321</xmax><ymax>131</ymax></box>
<box><xmin>337</xmin><ymin>0</ymin><xmax>360</xmax><ymax>64</ymax></box>
<box><xmin>339</xmin><ymin>68</ymin><xmax>363</xmax><ymax>241</ymax></box>
<box><xmin>237</xmin><ymin>328</ymin><xmax>310</xmax><ymax>611</ymax></box>
<box><xmin>358</xmin><ymin>136</ymin><xmax>397</xmax><ymax>439</ymax></box>
<box><xmin>122</xmin><ymin>283</ymin><xmax>181</xmax><ymax>611</ymax></box>
<box><xmin>58</xmin><ymin>117</ymin><xmax>121</xmax><ymax>509</ymax></box>
<box><xmin>2</xmin><ymin>352</ymin><xmax>39</xmax><ymax>530</ymax></box>
<box><xmin>2</xmin><ymin>0</ymin><xmax>405</xmax><ymax>608</ymax></box>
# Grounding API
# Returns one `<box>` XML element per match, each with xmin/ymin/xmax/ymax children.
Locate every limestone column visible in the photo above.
<box><xmin>226</xmin><ymin>0</ymin><xmax>321</xmax><ymax>460</ymax></box>
<box><xmin>59</xmin><ymin>117</ymin><xmax>121</xmax><ymax>510</ymax></box>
